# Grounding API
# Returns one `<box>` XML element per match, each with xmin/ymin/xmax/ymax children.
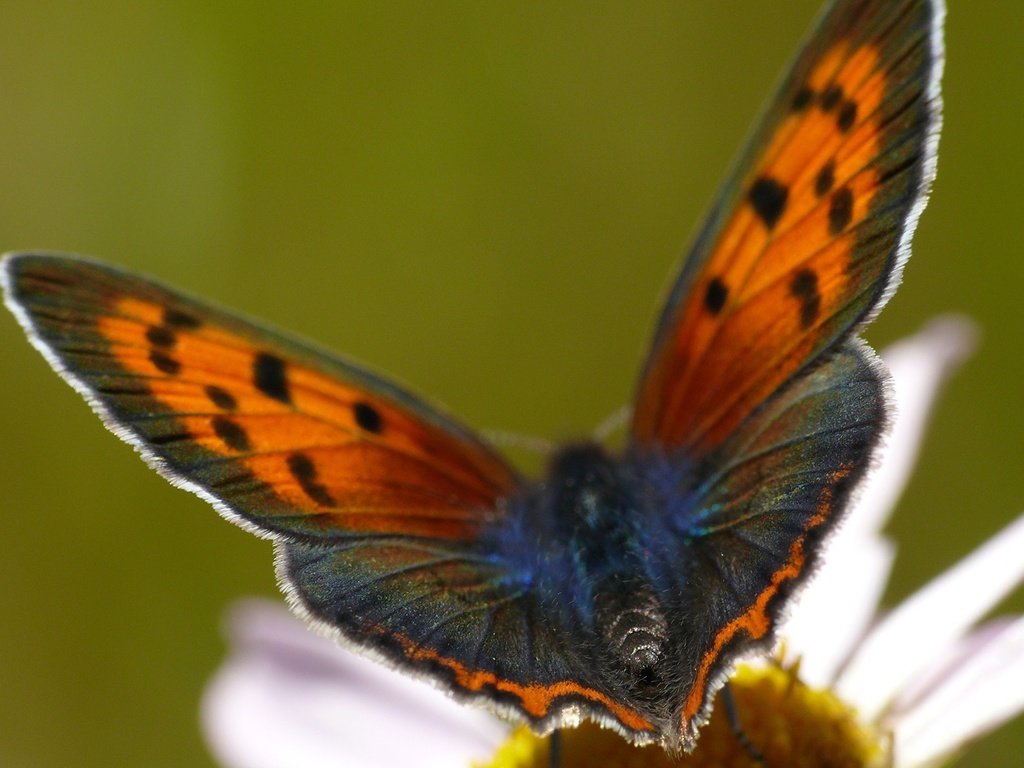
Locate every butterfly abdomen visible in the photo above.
<box><xmin>594</xmin><ymin>584</ymin><xmax>669</xmax><ymax>675</ymax></box>
<box><xmin>528</xmin><ymin>444</ymin><xmax>671</xmax><ymax>676</ymax></box>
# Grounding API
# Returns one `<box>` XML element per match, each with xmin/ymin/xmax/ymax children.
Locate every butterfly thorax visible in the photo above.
<box><xmin>526</xmin><ymin>443</ymin><xmax>671</xmax><ymax>679</ymax></box>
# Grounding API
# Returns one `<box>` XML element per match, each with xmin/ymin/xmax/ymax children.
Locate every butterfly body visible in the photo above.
<box><xmin>2</xmin><ymin>0</ymin><xmax>943</xmax><ymax>752</ymax></box>
<box><xmin>503</xmin><ymin>443</ymin><xmax>672</xmax><ymax>671</ymax></box>
<box><xmin>281</xmin><ymin>336</ymin><xmax>881</xmax><ymax>750</ymax></box>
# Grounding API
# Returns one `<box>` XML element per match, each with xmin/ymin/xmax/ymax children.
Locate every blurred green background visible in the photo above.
<box><xmin>1</xmin><ymin>3</ymin><xmax>1021</xmax><ymax>766</ymax></box>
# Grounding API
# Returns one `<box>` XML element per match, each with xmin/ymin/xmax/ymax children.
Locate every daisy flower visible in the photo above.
<box><xmin>202</xmin><ymin>317</ymin><xmax>1024</xmax><ymax>768</ymax></box>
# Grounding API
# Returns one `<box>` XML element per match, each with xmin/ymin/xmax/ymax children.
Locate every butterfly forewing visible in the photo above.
<box><xmin>632</xmin><ymin>0</ymin><xmax>942</xmax><ymax>455</ymax></box>
<box><xmin>2</xmin><ymin>255</ymin><xmax>520</xmax><ymax>543</ymax></box>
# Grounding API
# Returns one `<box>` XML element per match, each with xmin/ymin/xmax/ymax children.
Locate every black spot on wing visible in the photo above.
<box><xmin>287</xmin><ymin>453</ymin><xmax>335</xmax><ymax>506</ymax></box>
<box><xmin>704</xmin><ymin>278</ymin><xmax>728</xmax><ymax>315</ymax></box>
<box><xmin>815</xmin><ymin>161</ymin><xmax>835</xmax><ymax>198</ymax></box>
<box><xmin>209</xmin><ymin>468</ymin><xmax>258</xmax><ymax>491</ymax></box>
<box><xmin>829</xmin><ymin>187</ymin><xmax>854</xmax><ymax>235</ymax></box>
<box><xmin>212</xmin><ymin>416</ymin><xmax>251</xmax><ymax>452</ymax></box>
<box><xmin>149</xmin><ymin>351</ymin><xmax>181</xmax><ymax>375</ymax></box>
<box><xmin>353</xmin><ymin>401</ymin><xmax>383</xmax><ymax>434</ymax></box>
<box><xmin>837</xmin><ymin>100</ymin><xmax>858</xmax><ymax>133</ymax></box>
<box><xmin>820</xmin><ymin>84</ymin><xmax>843</xmax><ymax>111</ymax></box>
<box><xmin>94</xmin><ymin>383</ymin><xmax>152</xmax><ymax>397</ymax></box>
<box><xmin>164</xmin><ymin>308</ymin><xmax>201</xmax><ymax>329</ymax></box>
<box><xmin>748</xmin><ymin>177</ymin><xmax>789</xmax><ymax>230</ymax></box>
<box><xmin>253</xmin><ymin>353</ymin><xmax>290</xmax><ymax>404</ymax></box>
<box><xmin>205</xmin><ymin>385</ymin><xmax>237</xmax><ymax>411</ymax></box>
<box><xmin>790</xmin><ymin>269</ymin><xmax>821</xmax><ymax>330</ymax></box>
<box><xmin>146</xmin><ymin>325</ymin><xmax>176</xmax><ymax>348</ymax></box>
<box><xmin>148</xmin><ymin>429</ymin><xmax>194</xmax><ymax>446</ymax></box>
<box><xmin>791</xmin><ymin>86</ymin><xmax>814</xmax><ymax>112</ymax></box>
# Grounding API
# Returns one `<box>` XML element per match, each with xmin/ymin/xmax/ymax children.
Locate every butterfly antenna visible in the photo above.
<box><xmin>482</xmin><ymin>429</ymin><xmax>554</xmax><ymax>455</ymax></box>
<box><xmin>721</xmin><ymin>683</ymin><xmax>766</xmax><ymax>766</ymax></box>
<box><xmin>593</xmin><ymin>404</ymin><xmax>631</xmax><ymax>442</ymax></box>
<box><xmin>548</xmin><ymin>729</ymin><xmax>562</xmax><ymax>768</ymax></box>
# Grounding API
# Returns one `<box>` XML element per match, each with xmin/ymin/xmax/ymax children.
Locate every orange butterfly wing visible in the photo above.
<box><xmin>4</xmin><ymin>253</ymin><xmax>663</xmax><ymax>739</ymax></box>
<box><xmin>632</xmin><ymin>0</ymin><xmax>942</xmax><ymax>454</ymax></box>
<box><xmin>3</xmin><ymin>255</ymin><xmax>520</xmax><ymax>543</ymax></box>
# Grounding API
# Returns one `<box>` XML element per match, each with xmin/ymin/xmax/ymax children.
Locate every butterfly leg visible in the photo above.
<box><xmin>721</xmin><ymin>683</ymin><xmax>766</xmax><ymax>766</ymax></box>
<box><xmin>548</xmin><ymin>729</ymin><xmax>562</xmax><ymax>768</ymax></box>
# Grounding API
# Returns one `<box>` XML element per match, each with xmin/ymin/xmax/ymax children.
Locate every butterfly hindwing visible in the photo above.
<box><xmin>632</xmin><ymin>0</ymin><xmax>943</xmax><ymax>455</ymax></box>
<box><xmin>281</xmin><ymin>540</ymin><xmax>659</xmax><ymax>738</ymax></box>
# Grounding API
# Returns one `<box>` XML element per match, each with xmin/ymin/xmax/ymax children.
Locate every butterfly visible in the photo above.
<box><xmin>2</xmin><ymin>0</ymin><xmax>943</xmax><ymax>753</ymax></box>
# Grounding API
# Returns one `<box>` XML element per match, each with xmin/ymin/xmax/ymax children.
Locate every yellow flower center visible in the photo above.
<box><xmin>479</xmin><ymin>664</ymin><xmax>887</xmax><ymax>768</ymax></box>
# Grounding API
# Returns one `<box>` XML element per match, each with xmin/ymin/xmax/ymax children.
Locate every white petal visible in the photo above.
<box><xmin>202</xmin><ymin>600</ymin><xmax>507</xmax><ymax>768</ymax></box>
<box><xmin>779</xmin><ymin>317</ymin><xmax>974</xmax><ymax>683</ymax></box>
<box><xmin>836</xmin><ymin>513</ymin><xmax>1024</xmax><ymax>719</ymax></box>
<box><xmin>891</xmin><ymin>618</ymin><xmax>1016</xmax><ymax>715</ymax></box>
<box><xmin>846</xmin><ymin>315</ymin><xmax>977</xmax><ymax>543</ymax></box>
<box><xmin>892</xmin><ymin>616</ymin><xmax>1024</xmax><ymax>767</ymax></box>
<box><xmin>780</xmin><ymin>538</ymin><xmax>895</xmax><ymax>687</ymax></box>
